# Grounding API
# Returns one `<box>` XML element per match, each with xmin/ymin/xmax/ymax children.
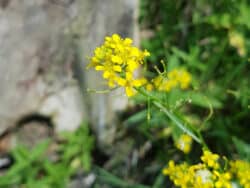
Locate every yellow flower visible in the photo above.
<box><xmin>213</xmin><ymin>171</ymin><xmax>232</xmax><ymax>188</ymax></box>
<box><xmin>95</xmin><ymin>61</ymin><xmax>122</xmax><ymax>76</ymax></box>
<box><xmin>175</xmin><ymin>134</ymin><xmax>193</xmax><ymax>154</ymax></box>
<box><xmin>201</xmin><ymin>150</ymin><xmax>220</xmax><ymax>169</ymax></box>
<box><xmin>163</xmin><ymin>79</ymin><xmax>178</xmax><ymax>92</ymax></box>
<box><xmin>143</xmin><ymin>50</ymin><xmax>150</xmax><ymax>57</ymax></box>
<box><xmin>146</xmin><ymin>83</ymin><xmax>154</xmax><ymax>91</ymax></box>
<box><xmin>230</xmin><ymin>160</ymin><xmax>250</xmax><ymax>188</ymax></box>
<box><xmin>126</xmin><ymin>60</ymin><xmax>140</xmax><ymax>72</ymax></box>
<box><xmin>162</xmin><ymin>160</ymin><xmax>213</xmax><ymax>188</ymax></box>
<box><xmin>178</xmin><ymin>70</ymin><xmax>192</xmax><ymax>89</ymax></box>
<box><xmin>162</xmin><ymin>160</ymin><xmax>175</xmax><ymax>176</ymax></box>
<box><xmin>162</xmin><ymin>160</ymin><xmax>192</xmax><ymax>187</ymax></box>
<box><xmin>163</xmin><ymin>151</ymin><xmax>250</xmax><ymax>188</ymax></box>
<box><xmin>88</xmin><ymin>34</ymin><xmax>150</xmax><ymax>97</ymax></box>
<box><xmin>152</xmin><ymin>76</ymin><xmax>163</xmax><ymax>89</ymax></box>
<box><xmin>111</xmin><ymin>55</ymin><xmax>123</xmax><ymax>64</ymax></box>
<box><xmin>117</xmin><ymin>72</ymin><xmax>147</xmax><ymax>97</ymax></box>
<box><xmin>153</xmin><ymin>68</ymin><xmax>191</xmax><ymax>92</ymax></box>
<box><xmin>195</xmin><ymin>168</ymin><xmax>213</xmax><ymax>186</ymax></box>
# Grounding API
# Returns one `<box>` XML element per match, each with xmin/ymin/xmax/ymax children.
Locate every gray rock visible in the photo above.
<box><xmin>0</xmin><ymin>0</ymin><xmax>138</xmax><ymax>149</ymax></box>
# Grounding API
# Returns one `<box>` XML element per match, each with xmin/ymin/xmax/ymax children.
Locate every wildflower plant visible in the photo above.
<box><xmin>138</xmin><ymin>0</ymin><xmax>250</xmax><ymax>187</ymax></box>
<box><xmin>88</xmin><ymin>33</ymin><xmax>250</xmax><ymax>188</ymax></box>
<box><xmin>87</xmin><ymin>34</ymin><xmax>202</xmax><ymax>144</ymax></box>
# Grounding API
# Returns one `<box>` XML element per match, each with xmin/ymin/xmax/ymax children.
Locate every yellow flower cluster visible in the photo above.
<box><xmin>175</xmin><ymin>134</ymin><xmax>193</xmax><ymax>154</ymax></box>
<box><xmin>162</xmin><ymin>150</ymin><xmax>250</xmax><ymax>188</ymax></box>
<box><xmin>230</xmin><ymin>160</ymin><xmax>250</xmax><ymax>188</ymax></box>
<box><xmin>229</xmin><ymin>31</ymin><xmax>246</xmax><ymax>56</ymax></box>
<box><xmin>88</xmin><ymin>34</ymin><xmax>150</xmax><ymax>97</ymax></box>
<box><xmin>153</xmin><ymin>69</ymin><xmax>191</xmax><ymax>92</ymax></box>
<box><xmin>163</xmin><ymin>160</ymin><xmax>214</xmax><ymax>188</ymax></box>
<box><xmin>201</xmin><ymin>150</ymin><xmax>220</xmax><ymax>169</ymax></box>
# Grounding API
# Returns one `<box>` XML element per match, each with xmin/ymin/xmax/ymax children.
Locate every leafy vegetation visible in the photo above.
<box><xmin>1</xmin><ymin>1</ymin><xmax>250</xmax><ymax>187</ymax></box>
<box><xmin>0</xmin><ymin>123</ymin><xmax>94</xmax><ymax>188</ymax></box>
<box><xmin>139</xmin><ymin>0</ymin><xmax>250</xmax><ymax>156</ymax></box>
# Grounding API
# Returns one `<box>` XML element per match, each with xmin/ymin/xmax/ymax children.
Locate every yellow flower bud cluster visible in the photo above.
<box><xmin>175</xmin><ymin>134</ymin><xmax>193</xmax><ymax>154</ymax></box>
<box><xmin>162</xmin><ymin>150</ymin><xmax>250</xmax><ymax>188</ymax></box>
<box><xmin>153</xmin><ymin>69</ymin><xmax>191</xmax><ymax>92</ymax></box>
<box><xmin>88</xmin><ymin>34</ymin><xmax>150</xmax><ymax>97</ymax></box>
<box><xmin>229</xmin><ymin>31</ymin><xmax>246</xmax><ymax>56</ymax></box>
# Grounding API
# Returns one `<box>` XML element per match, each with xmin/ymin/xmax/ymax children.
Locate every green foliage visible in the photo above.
<box><xmin>3</xmin><ymin>1</ymin><xmax>250</xmax><ymax>187</ymax></box>
<box><xmin>233</xmin><ymin>137</ymin><xmax>250</xmax><ymax>161</ymax></box>
<box><xmin>59</xmin><ymin>124</ymin><xmax>94</xmax><ymax>172</ymax></box>
<box><xmin>140</xmin><ymin>0</ymin><xmax>250</xmax><ymax>147</ymax></box>
<box><xmin>136</xmin><ymin>0</ymin><xmax>250</xmax><ymax>186</ymax></box>
<box><xmin>0</xmin><ymin>123</ymin><xmax>94</xmax><ymax>188</ymax></box>
<box><xmin>93</xmin><ymin>167</ymin><xmax>150</xmax><ymax>188</ymax></box>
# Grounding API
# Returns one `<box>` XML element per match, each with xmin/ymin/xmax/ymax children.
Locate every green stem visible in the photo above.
<box><xmin>153</xmin><ymin>101</ymin><xmax>201</xmax><ymax>144</ymax></box>
<box><xmin>136</xmin><ymin>87</ymin><xmax>208</xmax><ymax>148</ymax></box>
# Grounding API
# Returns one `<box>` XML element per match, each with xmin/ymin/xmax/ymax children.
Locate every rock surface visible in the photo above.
<box><xmin>0</xmin><ymin>0</ymin><xmax>138</xmax><ymax>149</ymax></box>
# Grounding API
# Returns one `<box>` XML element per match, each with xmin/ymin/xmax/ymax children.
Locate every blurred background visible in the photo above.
<box><xmin>0</xmin><ymin>0</ymin><xmax>250</xmax><ymax>187</ymax></box>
